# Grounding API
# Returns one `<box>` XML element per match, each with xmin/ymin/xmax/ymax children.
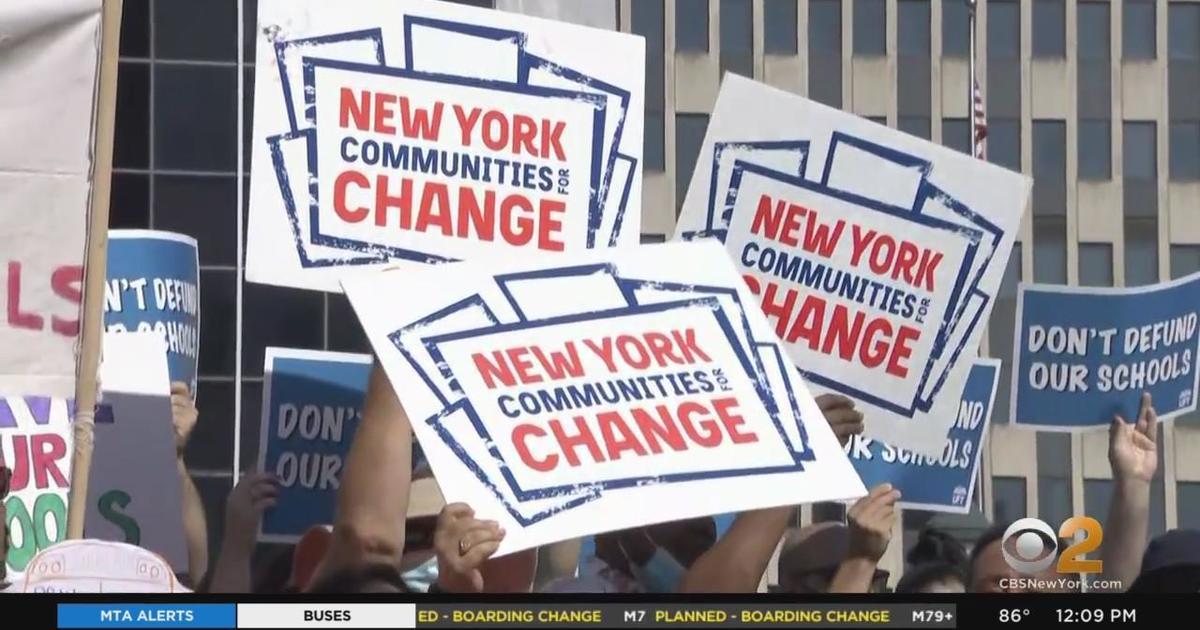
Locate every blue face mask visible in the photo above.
<box><xmin>620</xmin><ymin>541</ymin><xmax>687</xmax><ymax>593</ymax></box>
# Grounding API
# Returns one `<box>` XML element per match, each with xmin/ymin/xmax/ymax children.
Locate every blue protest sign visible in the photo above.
<box><xmin>845</xmin><ymin>359</ymin><xmax>999</xmax><ymax>513</ymax></box>
<box><xmin>1012</xmin><ymin>272</ymin><xmax>1200</xmax><ymax>429</ymax></box>
<box><xmin>257</xmin><ymin>348</ymin><xmax>372</xmax><ymax>542</ymax></box>
<box><xmin>104</xmin><ymin>230</ymin><xmax>200</xmax><ymax>394</ymax></box>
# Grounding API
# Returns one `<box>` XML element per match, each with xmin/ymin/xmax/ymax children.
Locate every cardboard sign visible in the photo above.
<box><xmin>0</xmin><ymin>397</ymin><xmax>73</xmax><ymax>576</ymax></box>
<box><xmin>674</xmin><ymin>75</ymin><xmax>1030</xmax><ymax>456</ymax></box>
<box><xmin>257</xmin><ymin>348</ymin><xmax>372</xmax><ymax>543</ymax></box>
<box><xmin>1</xmin><ymin>334</ymin><xmax>187</xmax><ymax>575</ymax></box>
<box><xmin>343</xmin><ymin>240</ymin><xmax>865</xmax><ymax>554</ymax></box>
<box><xmin>846</xmin><ymin>359</ymin><xmax>999</xmax><ymax>513</ymax></box>
<box><xmin>87</xmin><ymin>333</ymin><xmax>188</xmax><ymax>571</ymax></box>
<box><xmin>105</xmin><ymin>231</ymin><xmax>202</xmax><ymax>394</ymax></box>
<box><xmin>0</xmin><ymin>0</ymin><xmax>101</xmax><ymax>398</ymax></box>
<box><xmin>247</xmin><ymin>0</ymin><xmax>644</xmax><ymax>292</ymax></box>
<box><xmin>1012</xmin><ymin>272</ymin><xmax>1200</xmax><ymax>429</ymax></box>
<box><xmin>18</xmin><ymin>540</ymin><xmax>185</xmax><ymax>593</ymax></box>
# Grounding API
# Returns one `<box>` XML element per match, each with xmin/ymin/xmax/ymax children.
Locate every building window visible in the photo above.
<box><xmin>988</xmin><ymin>118</ymin><xmax>1021</xmax><ymax>171</ymax></box>
<box><xmin>809</xmin><ymin>0</ymin><xmax>842</xmax><ymax>108</ymax></box>
<box><xmin>1123</xmin><ymin>121</ymin><xmax>1159</xmax><ymax>285</ymax></box>
<box><xmin>1078</xmin><ymin>1</ymin><xmax>1110</xmax><ymax>61</ymax></box>
<box><xmin>1124</xmin><ymin>0</ymin><xmax>1157</xmax><ymax>60</ymax></box>
<box><xmin>1032</xmin><ymin>0</ymin><xmax>1066</xmax><ymax>58</ymax></box>
<box><xmin>676</xmin><ymin>0</ymin><xmax>710</xmax><ymax>52</ymax></box>
<box><xmin>942</xmin><ymin>0</ymin><xmax>969</xmax><ymax>58</ymax></box>
<box><xmin>1172</xmin><ymin>244</ymin><xmax>1200</xmax><ymax>279</ymax></box>
<box><xmin>989</xmin><ymin>0</ymin><xmax>1021</xmax><ymax>60</ymax></box>
<box><xmin>853</xmin><ymin>0</ymin><xmax>886</xmax><ymax>56</ymax></box>
<box><xmin>1078</xmin><ymin>120</ymin><xmax>1112</xmax><ymax>180</ymax></box>
<box><xmin>719</xmin><ymin>0</ymin><xmax>753</xmax><ymax>77</ymax></box>
<box><xmin>943</xmin><ymin>118</ymin><xmax>970</xmax><ymax>155</ymax></box>
<box><xmin>993</xmin><ymin>476</ymin><xmax>1027</xmax><ymax>523</ymax></box>
<box><xmin>1037</xmin><ymin>433</ymin><xmax>1073</xmax><ymax>530</ymax></box>
<box><xmin>675</xmin><ymin>114</ymin><xmax>710</xmax><ymax>213</ymax></box>
<box><xmin>990</xmin><ymin>243</ymin><xmax>1021</xmax><ymax>425</ymax></box>
<box><xmin>898</xmin><ymin>116</ymin><xmax>930</xmax><ymax>140</ymax></box>
<box><xmin>632</xmin><ymin>0</ymin><xmax>666</xmax><ymax>171</ymax></box>
<box><xmin>1179</xmin><ymin>483</ymin><xmax>1200</xmax><ymax>529</ymax></box>
<box><xmin>1170</xmin><ymin>121</ymin><xmax>1200</xmax><ymax>181</ymax></box>
<box><xmin>1079</xmin><ymin>243</ymin><xmax>1114</xmax><ymax>287</ymax></box>
<box><xmin>898</xmin><ymin>0</ymin><xmax>929</xmax><ymax>56</ymax></box>
<box><xmin>1124</xmin><ymin>121</ymin><xmax>1158</xmax><ymax>181</ymax></box>
<box><xmin>764</xmin><ymin>0</ymin><xmax>798</xmax><ymax>55</ymax></box>
<box><xmin>1169</xmin><ymin>2</ymin><xmax>1200</xmax><ymax>61</ymax></box>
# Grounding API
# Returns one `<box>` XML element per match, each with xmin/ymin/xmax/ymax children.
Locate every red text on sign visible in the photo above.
<box><xmin>3</xmin><ymin>433</ymin><xmax>69</xmax><ymax>491</ymax></box>
<box><xmin>510</xmin><ymin>397</ymin><xmax>758</xmax><ymax>472</ymax></box>
<box><xmin>5</xmin><ymin>262</ymin><xmax>82</xmax><ymax>337</ymax></box>
<box><xmin>332</xmin><ymin>173</ymin><xmax>566</xmax><ymax>251</ymax></box>
<box><xmin>744</xmin><ymin>276</ymin><xmax>918</xmax><ymax>378</ymax></box>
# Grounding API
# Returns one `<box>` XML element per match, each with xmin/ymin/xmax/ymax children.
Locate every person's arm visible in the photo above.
<box><xmin>312</xmin><ymin>363</ymin><xmax>413</xmax><ymax>579</ymax></box>
<box><xmin>829</xmin><ymin>484</ymin><xmax>899</xmax><ymax>593</ymax></box>
<box><xmin>1099</xmin><ymin>392</ymin><xmax>1158</xmax><ymax>590</ymax></box>
<box><xmin>677</xmin><ymin>506</ymin><xmax>792</xmax><ymax>593</ymax></box>
<box><xmin>206</xmin><ymin>472</ymin><xmax>279</xmax><ymax>593</ymax></box>
<box><xmin>171</xmin><ymin>383</ymin><xmax>208</xmax><ymax>585</ymax></box>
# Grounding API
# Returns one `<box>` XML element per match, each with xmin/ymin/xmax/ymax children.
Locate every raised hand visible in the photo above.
<box><xmin>170</xmin><ymin>382</ymin><xmax>198</xmax><ymax>456</ymax></box>
<box><xmin>1109</xmin><ymin>392</ymin><xmax>1159</xmax><ymax>483</ymax></box>
<box><xmin>846</xmin><ymin>484</ymin><xmax>901</xmax><ymax>562</ymax></box>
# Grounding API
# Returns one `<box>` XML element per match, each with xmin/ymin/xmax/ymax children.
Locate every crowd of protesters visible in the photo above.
<box><xmin>2</xmin><ymin>366</ymin><xmax>1198</xmax><ymax>594</ymax></box>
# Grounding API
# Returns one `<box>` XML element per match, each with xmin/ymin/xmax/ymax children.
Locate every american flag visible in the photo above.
<box><xmin>972</xmin><ymin>77</ymin><xmax>988</xmax><ymax>159</ymax></box>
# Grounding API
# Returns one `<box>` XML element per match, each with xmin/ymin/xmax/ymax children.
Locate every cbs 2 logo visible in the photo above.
<box><xmin>1001</xmin><ymin>517</ymin><xmax>1104</xmax><ymax>575</ymax></box>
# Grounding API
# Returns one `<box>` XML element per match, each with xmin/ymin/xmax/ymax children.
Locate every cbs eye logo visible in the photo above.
<box><xmin>1001</xmin><ymin>517</ymin><xmax>1104</xmax><ymax>575</ymax></box>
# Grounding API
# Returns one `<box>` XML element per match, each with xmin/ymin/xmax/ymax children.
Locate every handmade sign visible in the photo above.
<box><xmin>0</xmin><ymin>0</ymin><xmax>101</xmax><ymax>398</ymax></box>
<box><xmin>1012</xmin><ymin>272</ymin><xmax>1200</xmax><ymax>429</ymax></box>
<box><xmin>257</xmin><ymin>348</ymin><xmax>372</xmax><ymax>543</ymax></box>
<box><xmin>1</xmin><ymin>397</ymin><xmax>73</xmax><ymax>576</ymax></box>
<box><xmin>2</xmin><ymin>333</ymin><xmax>187</xmax><ymax>575</ymax></box>
<box><xmin>105</xmin><ymin>231</ymin><xmax>201</xmax><ymax>394</ymax></box>
<box><xmin>343</xmin><ymin>240</ymin><xmax>865</xmax><ymax>554</ymax></box>
<box><xmin>247</xmin><ymin>0</ymin><xmax>644</xmax><ymax>292</ymax></box>
<box><xmin>674</xmin><ymin>75</ymin><xmax>1030</xmax><ymax>456</ymax></box>
<box><xmin>846</xmin><ymin>359</ymin><xmax>999</xmax><ymax>513</ymax></box>
<box><xmin>18</xmin><ymin>539</ymin><xmax>186</xmax><ymax>593</ymax></box>
<box><xmin>86</xmin><ymin>333</ymin><xmax>187</xmax><ymax>571</ymax></box>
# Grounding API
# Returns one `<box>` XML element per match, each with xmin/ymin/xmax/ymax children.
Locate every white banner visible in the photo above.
<box><xmin>0</xmin><ymin>0</ymin><xmax>101</xmax><ymax>398</ymax></box>
<box><xmin>342</xmin><ymin>240</ymin><xmax>865</xmax><ymax>554</ymax></box>
<box><xmin>675</xmin><ymin>75</ymin><xmax>1030</xmax><ymax>456</ymax></box>
<box><xmin>247</xmin><ymin>0</ymin><xmax>645</xmax><ymax>293</ymax></box>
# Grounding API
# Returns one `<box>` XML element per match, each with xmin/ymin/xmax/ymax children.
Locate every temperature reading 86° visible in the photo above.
<box><xmin>1000</xmin><ymin>609</ymin><xmax>1030</xmax><ymax>623</ymax></box>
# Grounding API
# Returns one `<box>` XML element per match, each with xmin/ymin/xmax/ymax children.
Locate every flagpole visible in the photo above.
<box><xmin>967</xmin><ymin>0</ymin><xmax>978</xmax><ymax>157</ymax></box>
<box><xmin>66</xmin><ymin>0</ymin><xmax>124</xmax><ymax>540</ymax></box>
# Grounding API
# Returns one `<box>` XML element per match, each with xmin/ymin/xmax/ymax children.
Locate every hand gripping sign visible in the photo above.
<box><xmin>675</xmin><ymin>75</ymin><xmax>1029</xmax><ymax>456</ymax></box>
<box><xmin>247</xmin><ymin>0</ymin><xmax>644</xmax><ymax>293</ymax></box>
<box><xmin>343</xmin><ymin>241</ymin><xmax>865</xmax><ymax>554</ymax></box>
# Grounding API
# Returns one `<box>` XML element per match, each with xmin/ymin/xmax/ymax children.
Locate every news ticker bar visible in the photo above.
<box><xmin>57</xmin><ymin>603</ymin><xmax>956</xmax><ymax>629</ymax></box>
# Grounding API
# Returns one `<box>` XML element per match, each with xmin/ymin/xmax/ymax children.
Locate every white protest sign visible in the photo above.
<box><xmin>86</xmin><ymin>332</ymin><xmax>187</xmax><ymax>572</ymax></box>
<box><xmin>0</xmin><ymin>0</ymin><xmax>101</xmax><ymax>397</ymax></box>
<box><xmin>18</xmin><ymin>539</ymin><xmax>185</xmax><ymax>593</ymax></box>
<box><xmin>342</xmin><ymin>240</ymin><xmax>866</xmax><ymax>554</ymax></box>
<box><xmin>1</xmin><ymin>334</ymin><xmax>187</xmax><ymax>576</ymax></box>
<box><xmin>675</xmin><ymin>75</ymin><xmax>1030</xmax><ymax>456</ymax></box>
<box><xmin>247</xmin><ymin>0</ymin><xmax>645</xmax><ymax>293</ymax></box>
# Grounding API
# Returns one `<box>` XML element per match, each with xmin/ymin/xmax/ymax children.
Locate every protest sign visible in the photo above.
<box><xmin>1011</xmin><ymin>272</ymin><xmax>1200</xmax><ymax>429</ymax></box>
<box><xmin>18</xmin><ymin>539</ymin><xmax>186</xmax><ymax>593</ymax></box>
<box><xmin>846</xmin><ymin>359</ymin><xmax>999</xmax><ymax>513</ymax></box>
<box><xmin>257</xmin><ymin>348</ymin><xmax>372</xmax><ymax>543</ymax></box>
<box><xmin>87</xmin><ymin>333</ymin><xmax>187</xmax><ymax>571</ymax></box>
<box><xmin>342</xmin><ymin>240</ymin><xmax>866</xmax><ymax>554</ymax></box>
<box><xmin>674</xmin><ymin>75</ymin><xmax>1030</xmax><ymax>456</ymax></box>
<box><xmin>2</xmin><ymin>333</ymin><xmax>187</xmax><ymax>575</ymax></box>
<box><xmin>105</xmin><ymin>231</ymin><xmax>201</xmax><ymax>394</ymax></box>
<box><xmin>0</xmin><ymin>0</ymin><xmax>101</xmax><ymax>398</ymax></box>
<box><xmin>1</xmin><ymin>397</ymin><xmax>73</xmax><ymax>576</ymax></box>
<box><xmin>246</xmin><ymin>0</ymin><xmax>645</xmax><ymax>293</ymax></box>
